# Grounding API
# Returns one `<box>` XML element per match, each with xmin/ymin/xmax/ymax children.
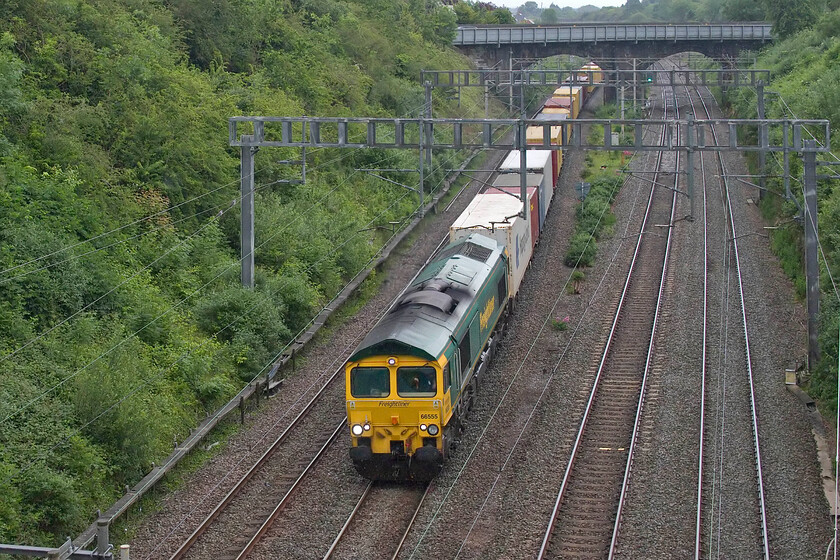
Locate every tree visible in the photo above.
<box><xmin>762</xmin><ymin>0</ymin><xmax>821</xmax><ymax>38</ymax></box>
<box><xmin>721</xmin><ymin>0</ymin><xmax>766</xmax><ymax>21</ymax></box>
<box><xmin>541</xmin><ymin>7</ymin><xmax>559</xmax><ymax>23</ymax></box>
<box><xmin>624</xmin><ymin>0</ymin><xmax>642</xmax><ymax>14</ymax></box>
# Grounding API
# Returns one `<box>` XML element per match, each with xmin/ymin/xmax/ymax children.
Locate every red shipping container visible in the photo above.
<box><xmin>486</xmin><ymin>184</ymin><xmax>540</xmax><ymax>250</ymax></box>
<box><xmin>544</xmin><ymin>97</ymin><xmax>573</xmax><ymax>110</ymax></box>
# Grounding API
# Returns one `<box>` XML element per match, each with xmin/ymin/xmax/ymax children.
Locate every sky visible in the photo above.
<box><xmin>490</xmin><ymin>0</ymin><xmax>625</xmax><ymax>9</ymax></box>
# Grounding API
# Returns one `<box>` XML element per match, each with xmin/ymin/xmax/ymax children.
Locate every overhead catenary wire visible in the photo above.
<box><xmin>409</xmin><ymin>113</ymin><xmax>647</xmax><ymax>559</ymax></box>
<box><xmin>0</xmin><ymin>167</ymin><xmax>372</xmax><ymax>483</ymax></box>
<box><xmin>0</xmin><ymin>160</ymin><xmax>373</xmax><ymax>428</ymax></box>
<box><xmin>144</xmin><ymin>187</ymin><xmax>441</xmax><ymax>557</ymax></box>
<box><xmin>0</xmin><ymin>161</ymin><xmax>340</xmax><ymax>374</ymax></box>
<box><xmin>0</xmin><ymin>144</ymin><xmax>395</xmax><ymax>399</ymax></box>
<box><xmin>0</xmin><ymin>89</ymin><xmax>437</xmax><ymax>429</ymax></box>
<box><xmin>0</xmin><ymin>147</ymin><xmax>439</xmax><ymax>488</ymax></box>
<box><xmin>0</xmin><ymin>172</ymin><xmax>251</xmax><ymax>279</ymax></box>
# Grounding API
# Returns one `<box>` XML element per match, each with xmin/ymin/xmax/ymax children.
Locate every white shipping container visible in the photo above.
<box><xmin>500</xmin><ymin>149</ymin><xmax>554</xmax><ymax>204</ymax></box>
<box><xmin>492</xmin><ymin>172</ymin><xmax>549</xmax><ymax>233</ymax></box>
<box><xmin>450</xmin><ymin>193</ymin><xmax>532</xmax><ymax>297</ymax></box>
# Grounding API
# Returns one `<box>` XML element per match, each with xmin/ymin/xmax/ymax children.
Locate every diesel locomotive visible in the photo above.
<box><xmin>345</xmin><ymin>234</ymin><xmax>509</xmax><ymax>481</ymax></box>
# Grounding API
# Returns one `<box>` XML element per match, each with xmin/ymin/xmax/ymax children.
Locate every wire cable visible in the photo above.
<box><xmin>0</xmin><ymin>172</ymin><xmax>251</xmax><ymax>279</ymax></box>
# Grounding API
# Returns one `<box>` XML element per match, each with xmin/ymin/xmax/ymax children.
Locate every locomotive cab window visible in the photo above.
<box><xmin>397</xmin><ymin>366</ymin><xmax>437</xmax><ymax>397</ymax></box>
<box><xmin>350</xmin><ymin>367</ymin><xmax>390</xmax><ymax>398</ymax></box>
<box><xmin>442</xmin><ymin>362</ymin><xmax>451</xmax><ymax>393</ymax></box>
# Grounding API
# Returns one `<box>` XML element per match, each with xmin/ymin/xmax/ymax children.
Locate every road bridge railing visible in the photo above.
<box><xmin>454</xmin><ymin>23</ymin><xmax>772</xmax><ymax>46</ymax></box>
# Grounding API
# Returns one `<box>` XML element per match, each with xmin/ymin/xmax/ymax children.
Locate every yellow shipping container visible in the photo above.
<box><xmin>526</xmin><ymin>125</ymin><xmax>564</xmax><ymax>172</ymax></box>
<box><xmin>552</xmin><ymin>86</ymin><xmax>582</xmax><ymax>118</ymax></box>
<box><xmin>580</xmin><ymin>63</ymin><xmax>604</xmax><ymax>93</ymax></box>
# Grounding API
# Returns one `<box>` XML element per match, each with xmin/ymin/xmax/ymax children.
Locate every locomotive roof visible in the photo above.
<box><xmin>348</xmin><ymin>234</ymin><xmax>505</xmax><ymax>363</ymax></box>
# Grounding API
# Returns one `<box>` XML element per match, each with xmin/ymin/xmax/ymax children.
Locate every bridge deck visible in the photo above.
<box><xmin>455</xmin><ymin>23</ymin><xmax>772</xmax><ymax>46</ymax></box>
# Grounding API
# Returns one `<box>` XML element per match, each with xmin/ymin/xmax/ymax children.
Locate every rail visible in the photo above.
<box><xmin>537</xmin><ymin>64</ymin><xmax>678</xmax><ymax>557</ymax></box>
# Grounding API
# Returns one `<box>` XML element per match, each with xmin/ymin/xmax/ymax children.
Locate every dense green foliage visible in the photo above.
<box><xmin>453</xmin><ymin>1</ymin><xmax>515</xmax><ymax>24</ymax></box>
<box><xmin>724</xmin><ymin>5</ymin><xmax>840</xmax><ymax>411</ymax></box>
<box><xmin>0</xmin><ymin>0</ymin><xmax>493</xmax><ymax>545</ymax></box>
<box><xmin>517</xmin><ymin>0</ymin><xmax>827</xmax><ymax>35</ymax></box>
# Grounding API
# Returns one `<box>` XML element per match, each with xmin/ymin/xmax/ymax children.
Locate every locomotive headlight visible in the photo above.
<box><xmin>364</xmin><ymin>423</ymin><xmax>371</xmax><ymax>432</ymax></box>
<box><xmin>427</xmin><ymin>424</ymin><xmax>439</xmax><ymax>436</ymax></box>
<box><xmin>388</xmin><ymin>357</ymin><xmax>397</xmax><ymax>366</ymax></box>
<box><xmin>420</xmin><ymin>423</ymin><xmax>428</xmax><ymax>431</ymax></box>
<box><xmin>351</xmin><ymin>424</ymin><xmax>364</xmax><ymax>436</ymax></box>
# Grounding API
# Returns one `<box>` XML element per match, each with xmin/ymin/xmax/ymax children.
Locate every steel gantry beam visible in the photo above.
<box><xmin>230</xmin><ymin>117</ymin><xmax>829</xmax><ymax>154</ymax></box>
<box><xmin>419</xmin><ymin>68</ymin><xmax>771</xmax><ymax>89</ymax></box>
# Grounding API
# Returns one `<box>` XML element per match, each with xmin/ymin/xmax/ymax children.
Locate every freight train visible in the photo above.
<box><xmin>345</xmin><ymin>62</ymin><xmax>603</xmax><ymax>481</ymax></box>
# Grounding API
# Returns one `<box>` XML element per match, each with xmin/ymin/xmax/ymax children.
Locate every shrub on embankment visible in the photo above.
<box><xmin>0</xmin><ymin>0</ymin><xmax>495</xmax><ymax>544</ymax></box>
<box><xmin>725</xmin><ymin>7</ymin><xmax>840</xmax><ymax>411</ymax></box>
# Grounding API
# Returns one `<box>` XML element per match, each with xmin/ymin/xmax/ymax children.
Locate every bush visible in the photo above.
<box><xmin>565</xmin><ymin>232</ymin><xmax>597</xmax><ymax>267</ymax></box>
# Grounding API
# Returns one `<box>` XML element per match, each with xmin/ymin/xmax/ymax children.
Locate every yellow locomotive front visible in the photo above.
<box><xmin>346</xmin><ymin>355</ymin><xmax>451</xmax><ymax>481</ymax></box>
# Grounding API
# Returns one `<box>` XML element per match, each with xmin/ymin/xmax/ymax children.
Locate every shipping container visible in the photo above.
<box><xmin>489</xmin><ymin>181</ymin><xmax>541</xmax><ymax>247</ymax></box>
<box><xmin>528</xmin><ymin>119</ymin><xmax>564</xmax><ymax>183</ymax></box>
<box><xmin>500</xmin><ymin>148</ymin><xmax>555</xmax><ymax>191</ymax></box>
<box><xmin>544</xmin><ymin>97</ymin><xmax>573</xmax><ymax>111</ymax></box>
<box><xmin>450</xmin><ymin>193</ymin><xmax>532</xmax><ymax>297</ymax></box>
<box><xmin>542</xmin><ymin>107</ymin><xmax>571</xmax><ymax>117</ymax></box>
<box><xmin>537</xmin><ymin>111</ymin><xmax>571</xmax><ymax>149</ymax></box>
<box><xmin>580</xmin><ymin>63</ymin><xmax>603</xmax><ymax>93</ymax></box>
<box><xmin>493</xmin><ymin>169</ymin><xmax>550</xmax><ymax>233</ymax></box>
<box><xmin>552</xmin><ymin>85</ymin><xmax>582</xmax><ymax>118</ymax></box>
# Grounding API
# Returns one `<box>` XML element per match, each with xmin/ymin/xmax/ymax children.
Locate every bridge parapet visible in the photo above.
<box><xmin>455</xmin><ymin>23</ymin><xmax>772</xmax><ymax>46</ymax></box>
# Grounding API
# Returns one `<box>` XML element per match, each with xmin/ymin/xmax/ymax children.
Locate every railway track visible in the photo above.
<box><xmin>167</xmin><ymin>367</ymin><xmax>348</xmax><ymax>560</ymax></box>
<box><xmin>537</xmin><ymin>64</ymin><xmax>681</xmax><ymax>559</ymax></box>
<box><xmin>690</xmin><ymin>75</ymin><xmax>770</xmax><ymax>559</ymax></box>
<box><xmin>164</xmin><ymin>236</ymin><xmax>456</xmax><ymax>560</ymax></box>
<box><xmin>323</xmin><ymin>483</ymin><xmax>430</xmax><ymax>560</ymax></box>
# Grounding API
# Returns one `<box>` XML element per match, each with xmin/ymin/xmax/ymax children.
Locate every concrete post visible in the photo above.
<box><xmin>120</xmin><ymin>544</ymin><xmax>130</xmax><ymax>560</ymax></box>
<box><xmin>804</xmin><ymin>140</ymin><xmax>820</xmax><ymax>370</ymax></box>
<box><xmin>240</xmin><ymin>134</ymin><xmax>255</xmax><ymax>289</ymax></box>
<box><xmin>96</xmin><ymin>518</ymin><xmax>110</xmax><ymax>556</ymax></box>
